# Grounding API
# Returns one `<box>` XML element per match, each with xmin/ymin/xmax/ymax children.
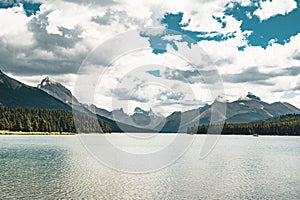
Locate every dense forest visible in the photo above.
<box><xmin>187</xmin><ymin>114</ymin><xmax>300</xmax><ymax>135</ymax></box>
<box><xmin>0</xmin><ymin>107</ymin><xmax>111</xmax><ymax>133</ymax></box>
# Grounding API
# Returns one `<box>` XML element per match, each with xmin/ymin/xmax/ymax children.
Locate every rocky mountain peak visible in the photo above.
<box><xmin>246</xmin><ymin>92</ymin><xmax>261</xmax><ymax>101</ymax></box>
<box><xmin>238</xmin><ymin>92</ymin><xmax>261</xmax><ymax>101</ymax></box>
<box><xmin>38</xmin><ymin>76</ymin><xmax>57</xmax><ymax>88</ymax></box>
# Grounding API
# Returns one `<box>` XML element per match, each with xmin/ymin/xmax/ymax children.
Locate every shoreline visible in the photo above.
<box><xmin>0</xmin><ymin>130</ymin><xmax>75</xmax><ymax>135</ymax></box>
<box><xmin>0</xmin><ymin>130</ymin><xmax>299</xmax><ymax>136</ymax></box>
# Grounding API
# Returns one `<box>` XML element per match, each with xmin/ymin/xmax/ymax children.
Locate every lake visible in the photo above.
<box><xmin>0</xmin><ymin>134</ymin><xmax>300</xmax><ymax>199</ymax></box>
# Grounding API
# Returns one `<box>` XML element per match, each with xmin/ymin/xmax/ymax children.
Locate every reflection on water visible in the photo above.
<box><xmin>0</xmin><ymin>135</ymin><xmax>300</xmax><ymax>199</ymax></box>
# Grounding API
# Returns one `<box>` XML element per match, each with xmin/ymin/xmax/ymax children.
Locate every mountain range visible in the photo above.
<box><xmin>0</xmin><ymin>70</ymin><xmax>299</xmax><ymax>133</ymax></box>
<box><xmin>160</xmin><ymin>92</ymin><xmax>300</xmax><ymax>132</ymax></box>
<box><xmin>0</xmin><ymin>71</ymin><xmax>152</xmax><ymax>133</ymax></box>
<box><xmin>0</xmin><ymin>70</ymin><xmax>70</xmax><ymax>110</ymax></box>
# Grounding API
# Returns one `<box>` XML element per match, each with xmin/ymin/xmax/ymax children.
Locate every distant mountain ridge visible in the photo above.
<box><xmin>2</xmin><ymin>70</ymin><xmax>298</xmax><ymax>133</ymax></box>
<box><xmin>0</xmin><ymin>71</ymin><xmax>153</xmax><ymax>133</ymax></box>
<box><xmin>35</xmin><ymin>74</ymin><xmax>299</xmax><ymax>133</ymax></box>
<box><xmin>89</xmin><ymin>106</ymin><xmax>164</xmax><ymax>130</ymax></box>
<box><xmin>160</xmin><ymin>93</ymin><xmax>300</xmax><ymax>132</ymax></box>
<box><xmin>36</xmin><ymin>77</ymin><xmax>154</xmax><ymax>132</ymax></box>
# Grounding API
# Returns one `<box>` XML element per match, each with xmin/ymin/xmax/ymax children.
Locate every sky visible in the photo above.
<box><xmin>0</xmin><ymin>0</ymin><xmax>300</xmax><ymax>115</ymax></box>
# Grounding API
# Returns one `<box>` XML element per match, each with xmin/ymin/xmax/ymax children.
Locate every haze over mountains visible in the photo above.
<box><xmin>0</xmin><ymin>70</ymin><xmax>299</xmax><ymax>133</ymax></box>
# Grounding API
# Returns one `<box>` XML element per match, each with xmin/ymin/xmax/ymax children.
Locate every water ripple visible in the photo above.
<box><xmin>0</xmin><ymin>135</ymin><xmax>300</xmax><ymax>199</ymax></box>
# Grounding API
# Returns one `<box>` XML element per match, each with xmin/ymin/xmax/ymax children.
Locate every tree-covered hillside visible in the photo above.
<box><xmin>0</xmin><ymin>107</ymin><xmax>111</xmax><ymax>133</ymax></box>
<box><xmin>188</xmin><ymin>114</ymin><xmax>300</xmax><ymax>135</ymax></box>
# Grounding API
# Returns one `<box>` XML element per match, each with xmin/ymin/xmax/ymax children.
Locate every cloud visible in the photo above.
<box><xmin>292</xmin><ymin>50</ymin><xmax>300</xmax><ymax>60</ymax></box>
<box><xmin>28</xmin><ymin>11</ymin><xmax>83</xmax><ymax>50</ymax></box>
<box><xmin>163</xmin><ymin>67</ymin><xmax>219</xmax><ymax>84</ymax></box>
<box><xmin>110</xmin><ymin>87</ymin><xmax>150</xmax><ymax>103</ymax></box>
<box><xmin>222</xmin><ymin>66</ymin><xmax>300</xmax><ymax>85</ymax></box>
<box><xmin>253</xmin><ymin>0</ymin><xmax>297</xmax><ymax>21</ymax></box>
<box><xmin>284</xmin><ymin>66</ymin><xmax>300</xmax><ymax>76</ymax></box>
<box><xmin>281</xmin><ymin>91</ymin><xmax>298</xmax><ymax>99</ymax></box>
<box><xmin>295</xmin><ymin>87</ymin><xmax>300</xmax><ymax>92</ymax></box>
<box><xmin>222</xmin><ymin>67</ymin><xmax>280</xmax><ymax>84</ymax></box>
<box><xmin>61</xmin><ymin>0</ymin><xmax>117</xmax><ymax>6</ymax></box>
<box><xmin>91</xmin><ymin>9</ymin><xmax>143</xmax><ymax>29</ymax></box>
<box><xmin>91</xmin><ymin>10</ymin><xmax>114</xmax><ymax>26</ymax></box>
<box><xmin>0</xmin><ymin>0</ymin><xmax>299</xmax><ymax>111</ymax></box>
<box><xmin>164</xmin><ymin>68</ymin><xmax>202</xmax><ymax>83</ymax></box>
<box><xmin>0</xmin><ymin>5</ymin><xmax>33</xmax><ymax>46</ymax></box>
<box><xmin>219</xmin><ymin>0</ymin><xmax>300</xmax><ymax>49</ymax></box>
<box><xmin>140</xmin><ymin>12</ymin><xmax>236</xmax><ymax>54</ymax></box>
<box><xmin>9</xmin><ymin>72</ymin><xmax>77</xmax><ymax>92</ymax></box>
<box><xmin>0</xmin><ymin>7</ymin><xmax>89</xmax><ymax>75</ymax></box>
<box><xmin>0</xmin><ymin>0</ymin><xmax>41</xmax><ymax>17</ymax></box>
<box><xmin>157</xmin><ymin>90</ymin><xmax>184</xmax><ymax>101</ymax></box>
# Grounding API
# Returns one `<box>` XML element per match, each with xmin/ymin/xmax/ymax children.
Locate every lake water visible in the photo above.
<box><xmin>0</xmin><ymin>135</ymin><xmax>300</xmax><ymax>199</ymax></box>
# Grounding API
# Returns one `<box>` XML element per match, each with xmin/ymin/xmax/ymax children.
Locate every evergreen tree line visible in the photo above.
<box><xmin>187</xmin><ymin>114</ymin><xmax>300</xmax><ymax>135</ymax></box>
<box><xmin>0</xmin><ymin>107</ymin><xmax>111</xmax><ymax>133</ymax></box>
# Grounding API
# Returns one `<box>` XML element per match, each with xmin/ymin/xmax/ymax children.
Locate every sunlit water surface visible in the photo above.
<box><xmin>0</xmin><ymin>135</ymin><xmax>300</xmax><ymax>199</ymax></box>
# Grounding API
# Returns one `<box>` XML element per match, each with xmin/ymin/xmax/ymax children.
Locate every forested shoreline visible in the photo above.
<box><xmin>0</xmin><ymin>107</ymin><xmax>111</xmax><ymax>133</ymax></box>
<box><xmin>1</xmin><ymin>106</ymin><xmax>299</xmax><ymax>135</ymax></box>
<box><xmin>187</xmin><ymin>114</ymin><xmax>300</xmax><ymax>135</ymax></box>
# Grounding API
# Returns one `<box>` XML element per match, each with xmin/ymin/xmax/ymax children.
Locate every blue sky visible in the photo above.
<box><xmin>0</xmin><ymin>0</ymin><xmax>299</xmax><ymax>112</ymax></box>
<box><xmin>140</xmin><ymin>12</ymin><xmax>235</xmax><ymax>54</ymax></box>
<box><xmin>146</xmin><ymin>70</ymin><xmax>161</xmax><ymax>77</ymax></box>
<box><xmin>0</xmin><ymin>0</ymin><xmax>41</xmax><ymax>16</ymax></box>
<box><xmin>222</xmin><ymin>0</ymin><xmax>300</xmax><ymax>49</ymax></box>
<box><xmin>141</xmin><ymin>0</ymin><xmax>300</xmax><ymax>53</ymax></box>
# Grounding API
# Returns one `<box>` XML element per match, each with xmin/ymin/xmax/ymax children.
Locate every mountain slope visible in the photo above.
<box><xmin>36</xmin><ymin>76</ymin><xmax>156</xmax><ymax>132</ymax></box>
<box><xmin>0</xmin><ymin>71</ymin><xmax>151</xmax><ymax>133</ymax></box>
<box><xmin>159</xmin><ymin>111</ymin><xmax>181</xmax><ymax>133</ymax></box>
<box><xmin>88</xmin><ymin>105</ymin><xmax>164</xmax><ymax>130</ymax></box>
<box><xmin>38</xmin><ymin>77</ymin><xmax>80</xmax><ymax>106</ymax></box>
<box><xmin>25</xmin><ymin>75</ymin><xmax>300</xmax><ymax>134</ymax></box>
<box><xmin>0</xmin><ymin>70</ymin><xmax>71</xmax><ymax>110</ymax></box>
<box><xmin>161</xmin><ymin>92</ymin><xmax>300</xmax><ymax>133</ymax></box>
<box><xmin>130</xmin><ymin>107</ymin><xmax>164</xmax><ymax>129</ymax></box>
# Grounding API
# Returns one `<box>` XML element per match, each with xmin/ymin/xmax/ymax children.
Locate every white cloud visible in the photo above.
<box><xmin>0</xmin><ymin>5</ymin><xmax>34</xmax><ymax>47</ymax></box>
<box><xmin>254</xmin><ymin>0</ymin><xmax>297</xmax><ymax>21</ymax></box>
<box><xmin>195</xmin><ymin>30</ymin><xmax>300</xmax><ymax>108</ymax></box>
<box><xmin>1</xmin><ymin>0</ymin><xmax>299</xmax><ymax>111</ymax></box>
<box><xmin>9</xmin><ymin>73</ymin><xmax>77</xmax><ymax>93</ymax></box>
